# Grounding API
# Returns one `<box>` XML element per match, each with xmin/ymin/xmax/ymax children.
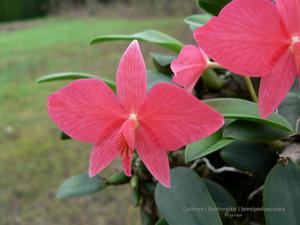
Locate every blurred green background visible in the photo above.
<box><xmin>0</xmin><ymin>0</ymin><xmax>194</xmax><ymax>224</ymax></box>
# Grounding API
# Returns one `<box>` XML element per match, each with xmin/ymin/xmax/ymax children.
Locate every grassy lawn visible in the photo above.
<box><xmin>0</xmin><ymin>17</ymin><xmax>191</xmax><ymax>225</ymax></box>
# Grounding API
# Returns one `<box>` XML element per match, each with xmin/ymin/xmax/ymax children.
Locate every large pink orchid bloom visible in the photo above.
<box><xmin>48</xmin><ymin>40</ymin><xmax>224</xmax><ymax>188</ymax></box>
<box><xmin>171</xmin><ymin>45</ymin><xmax>209</xmax><ymax>92</ymax></box>
<box><xmin>194</xmin><ymin>0</ymin><xmax>300</xmax><ymax>118</ymax></box>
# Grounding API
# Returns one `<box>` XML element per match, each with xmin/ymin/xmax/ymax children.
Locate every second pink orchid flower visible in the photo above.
<box><xmin>195</xmin><ymin>0</ymin><xmax>300</xmax><ymax>118</ymax></box>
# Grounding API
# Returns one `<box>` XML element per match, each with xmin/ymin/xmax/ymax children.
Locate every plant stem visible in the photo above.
<box><xmin>207</xmin><ymin>62</ymin><xmax>224</xmax><ymax>69</ymax></box>
<box><xmin>244</xmin><ymin>77</ymin><xmax>258</xmax><ymax>103</ymax></box>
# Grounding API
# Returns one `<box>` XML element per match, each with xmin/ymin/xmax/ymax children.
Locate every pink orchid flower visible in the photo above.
<box><xmin>48</xmin><ymin>40</ymin><xmax>224</xmax><ymax>188</ymax></box>
<box><xmin>194</xmin><ymin>0</ymin><xmax>300</xmax><ymax>118</ymax></box>
<box><xmin>171</xmin><ymin>45</ymin><xmax>209</xmax><ymax>92</ymax></box>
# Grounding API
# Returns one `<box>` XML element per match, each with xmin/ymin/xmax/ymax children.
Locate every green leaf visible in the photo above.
<box><xmin>60</xmin><ymin>132</ymin><xmax>71</xmax><ymax>140</ymax></box>
<box><xmin>204</xmin><ymin>98</ymin><xmax>292</xmax><ymax>132</ymax></box>
<box><xmin>147</xmin><ymin>70</ymin><xmax>172</xmax><ymax>88</ymax></box>
<box><xmin>221</xmin><ymin>141</ymin><xmax>277</xmax><ymax>180</ymax></box>
<box><xmin>150</xmin><ymin>52</ymin><xmax>175</xmax><ymax>75</ymax></box>
<box><xmin>90</xmin><ymin>30</ymin><xmax>183</xmax><ymax>53</ymax></box>
<box><xmin>56</xmin><ymin>173</ymin><xmax>107</xmax><ymax>199</ymax></box>
<box><xmin>197</xmin><ymin>0</ymin><xmax>231</xmax><ymax>15</ymax></box>
<box><xmin>185</xmin><ymin>130</ymin><xmax>234</xmax><ymax>163</ymax></box>
<box><xmin>106</xmin><ymin>171</ymin><xmax>130</xmax><ymax>185</ymax></box>
<box><xmin>203</xmin><ymin>179</ymin><xmax>236</xmax><ymax>209</ymax></box>
<box><xmin>155</xmin><ymin>167</ymin><xmax>223</xmax><ymax>225</ymax></box>
<box><xmin>223</xmin><ymin>120</ymin><xmax>291</xmax><ymax>142</ymax></box>
<box><xmin>264</xmin><ymin>160</ymin><xmax>300</xmax><ymax>225</ymax></box>
<box><xmin>36</xmin><ymin>72</ymin><xmax>116</xmax><ymax>90</ymax></box>
<box><xmin>156</xmin><ymin>218</ymin><xmax>169</xmax><ymax>225</ymax></box>
<box><xmin>184</xmin><ymin>14</ymin><xmax>212</xmax><ymax>30</ymax></box>
<box><xmin>278</xmin><ymin>93</ymin><xmax>300</xmax><ymax>133</ymax></box>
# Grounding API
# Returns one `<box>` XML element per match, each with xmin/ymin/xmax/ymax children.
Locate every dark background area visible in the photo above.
<box><xmin>0</xmin><ymin>0</ymin><xmax>197</xmax><ymax>22</ymax></box>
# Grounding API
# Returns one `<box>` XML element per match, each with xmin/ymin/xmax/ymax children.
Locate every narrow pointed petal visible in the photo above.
<box><xmin>194</xmin><ymin>0</ymin><xmax>290</xmax><ymax>77</ymax></box>
<box><xmin>136</xmin><ymin>126</ymin><xmax>170</xmax><ymax>188</ymax></box>
<box><xmin>259</xmin><ymin>50</ymin><xmax>297</xmax><ymax>118</ymax></box>
<box><xmin>48</xmin><ymin>78</ymin><xmax>125</xmax><ymax>143</ymax></box>
<box><xmin>276</xmin><ymin>0</ymin><xmax>300</xmax><ymax>35</ymax></box>
<box><xmin>171</xmin><ymin>45</ymin><xmax>208</xmax><ymax>91</ymax></box>
<box><xmin>117</xmin><ymin>119</ymin><xmax>136</xmax><ymax>176</ymax></box>
<box><xmin>117</xmin><ymin>40</ymin><xmax>147</xmax><ymax>112</ymax></box>
<box><xmin>293</xmin><ymin>42</ymin><xmax>300</xmax><ymax>75</ymax></box>
<box><xmin>139</xmin><ymin>83</ymin><xmax>224</xmax><ymax>151</ymax></box>
<box><xmin>120</xmin><ymin>151</ymin><xmax>133</xmax><ymax>177</ymax></box>
<box><xmin>89</xmin><ymin>134</ymin><xmax>119</xmax><ymax>177</ymax></box>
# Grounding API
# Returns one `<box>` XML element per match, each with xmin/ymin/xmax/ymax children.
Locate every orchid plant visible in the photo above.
<box><xmin>38</xmin><ymin>0</ymin><xmax>300</xmax><ymax>225</ymax></box>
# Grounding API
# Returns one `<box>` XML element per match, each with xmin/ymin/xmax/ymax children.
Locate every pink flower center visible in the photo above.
<box><xmin>129</xmin><ymin>113</ymin><xmax>139</xmax><ymax>128</ymax></box>
<box><xmin>290</xmin><ymin>36</ymin><xmax>300</xmax><ymax>49</ymax></box>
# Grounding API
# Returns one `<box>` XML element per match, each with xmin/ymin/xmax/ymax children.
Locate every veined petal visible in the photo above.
<box><xmin>194</xmin><ymin>0</ymin><xmax>290</xmax><ymax>77</ymax></box>
<box><xmin>117</xmin><ymin>40</ymin><xmax>147</xmax><ymax>113</ymax></box>
<box><xmin>259</xmin><ymin>50</ymin><xmax>297</xmax><ymax>118</ymax></box>
<box><xmin>117</xmin><ymin>119</ymin><xmax>137</xmax><ymax>176</ymax></box>
<box><xmin>136</xmin><ymin>125</ymin><xmax>170</xmax><ymax>188</ymax></box>
<box><xmin>171</xmin><ymin>45</ymin><xmax>208</xmax><ymax>91</ymax></box>
<box><xmin>276</xmin><ymin>0</ymin><xmax>300</xmax><ymax>35</ymax></box>
<box><xmin>89</xmin><ymin>132</ymin><xmax>119</xmax><ymax>177</ymax></box>
<box><xmin>48</xmin><ymin>78</ymin><xmax>126</xmax><ymax>143</ymax></box>
<box><xmin>293</xmin><ymin>42</ymin><xmax>300</xmax><ymax>76</ymax></box>
<box><xmin>139</xmin><ymin>83</ymin><xmax>224</xmax><ymax>151</ymax></box>
<box><xmin>121</xmin><ymin>119</ymin><xmax>136</xmax><ymax>150</ymax></box>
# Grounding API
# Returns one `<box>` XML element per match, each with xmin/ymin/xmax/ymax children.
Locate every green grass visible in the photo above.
<box><xmin>0</xmin><ymin>17</ymin><xmax>190</xmax><ymax>224</ymax></box>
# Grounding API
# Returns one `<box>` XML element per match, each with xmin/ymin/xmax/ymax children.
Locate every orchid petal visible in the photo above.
<box><xmin>276</xmin><ymin>0</ymin><xmax>300</xmax><ymax>35</ymax></box>
<box><xmin>259</xmin><ymin>50</ymin><xmax>297</xmax><ymax>118</ymax></box>
<box><xmin>117</xmin><ymin>119</ymin><xmax>136</xmax><ymax>176</ymax></box>
<box><xmin>171</xmin><ymin>45</ymin><xmax>208</xmax><ymax>91</ymax></box>
<box><xmin>293</xmin><ymin>42</ymin><xmax>300</xmax><ymax>76</ymax></box>
<box><xmin>136</xmin><ymin>125</ymin><xmax>170</xmax><ymax>188</ymax></box>
<box><xmin>117</xmin><ymin>40</ymin><xmax>147</xmax><ymax>113</ymax></box>
<box><xmin>139</xmin><ymin>83</ymin><xmax>224</xmax><ymax>151</ymax></box>
<box><xmin>194</xmin><ymin>0</ymin><xmax>290</xmax><ymax>77</ymax></box>
<box><xmin>89</xmin><ymin>133</ymin><xmax>119</xmax><ymax>177</ymax></box>
<box><xmin>121</xmin><ymin>119</ymin><xmax>136</xmax><ymax>150</ymax></box>
<box><xmin>48</xmin><ymin>78</ymin><xmax>125</xmax><ymax>143</ymax></box>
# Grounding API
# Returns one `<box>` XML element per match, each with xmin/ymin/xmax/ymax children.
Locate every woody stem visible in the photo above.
<box><xmin>244</xmin><ymin>77</ymin><xmax>258</xmax><ymax>103</ymax></box>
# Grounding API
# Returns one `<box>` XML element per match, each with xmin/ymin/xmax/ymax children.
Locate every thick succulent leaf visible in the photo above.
<box><xmin>204</xmin><ymin>98</ymin><xmax>292</xmax><ymax>132</ymax></box>
<box><xmin>221</xmin><ymin>141</ymin><xmax>277</xmax><ymax>181</ymax></box>
<box><xmin>56</xmin><ymin>173</ymin><xmax>107</xmax><ymax>199</ymax></box>
<box><xmin>264</xmin><ymin>160</ymin><xmax>300</xmax><ymax>225</ymax></box>
<box><xmin>184</xmin><ymin>14</ymin><xmax>213</xmax><ymax>30</ymax></box>
<box><xmin>151</xmin><ymin>53</ymin><xmax>175</xmax><ymax>75</ymax></box>
<box><xmin>147</xmin><ymin>70</ymin><xmax>172</xmax><ymax>88</ymax></box>
<box><xmin>185</xmin><ymin>130</ymin><xmax>234</xmax><ymax>163</ymax></box>
<box><xmin>278</xmin><ymin>93</ymin><xmax>300</xmax><ymax>133</ymax></box>
<box><xmin>223</xmin><ymin>120</ymin><xmax>291</xmax><ymax>142</ymax></box>
<box><xmin>106</xmin><ymin>171</ymin><xmax>130</xmax><ymax>185</ymax></box>
<box><xmin>90</xmin><ymin>30</ymin><xmax>183</xmax><ymax>53</ymax></box>
<box><xmin>197</xmin><ymin>0</ymin><xmax>232</xmax><ymax>15</ymax></box>
<box><xmin>203</xmin><ymin>179</ymin><xmax>236</xmax><ymax>209</ymax></box>
<box><xmin>156</xmin><ymin>218</ymin><xmax>169</xmax><ymax>225</ymax></box>
<box><xmin>155</xmin><ymin>167</ymin><xmax>223</xmax><ymax>225</ymax></box>
<box><xmin>36</xmin><ymin>72</ymin><xmax>116</xmax><ymax>90</ymax></box>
